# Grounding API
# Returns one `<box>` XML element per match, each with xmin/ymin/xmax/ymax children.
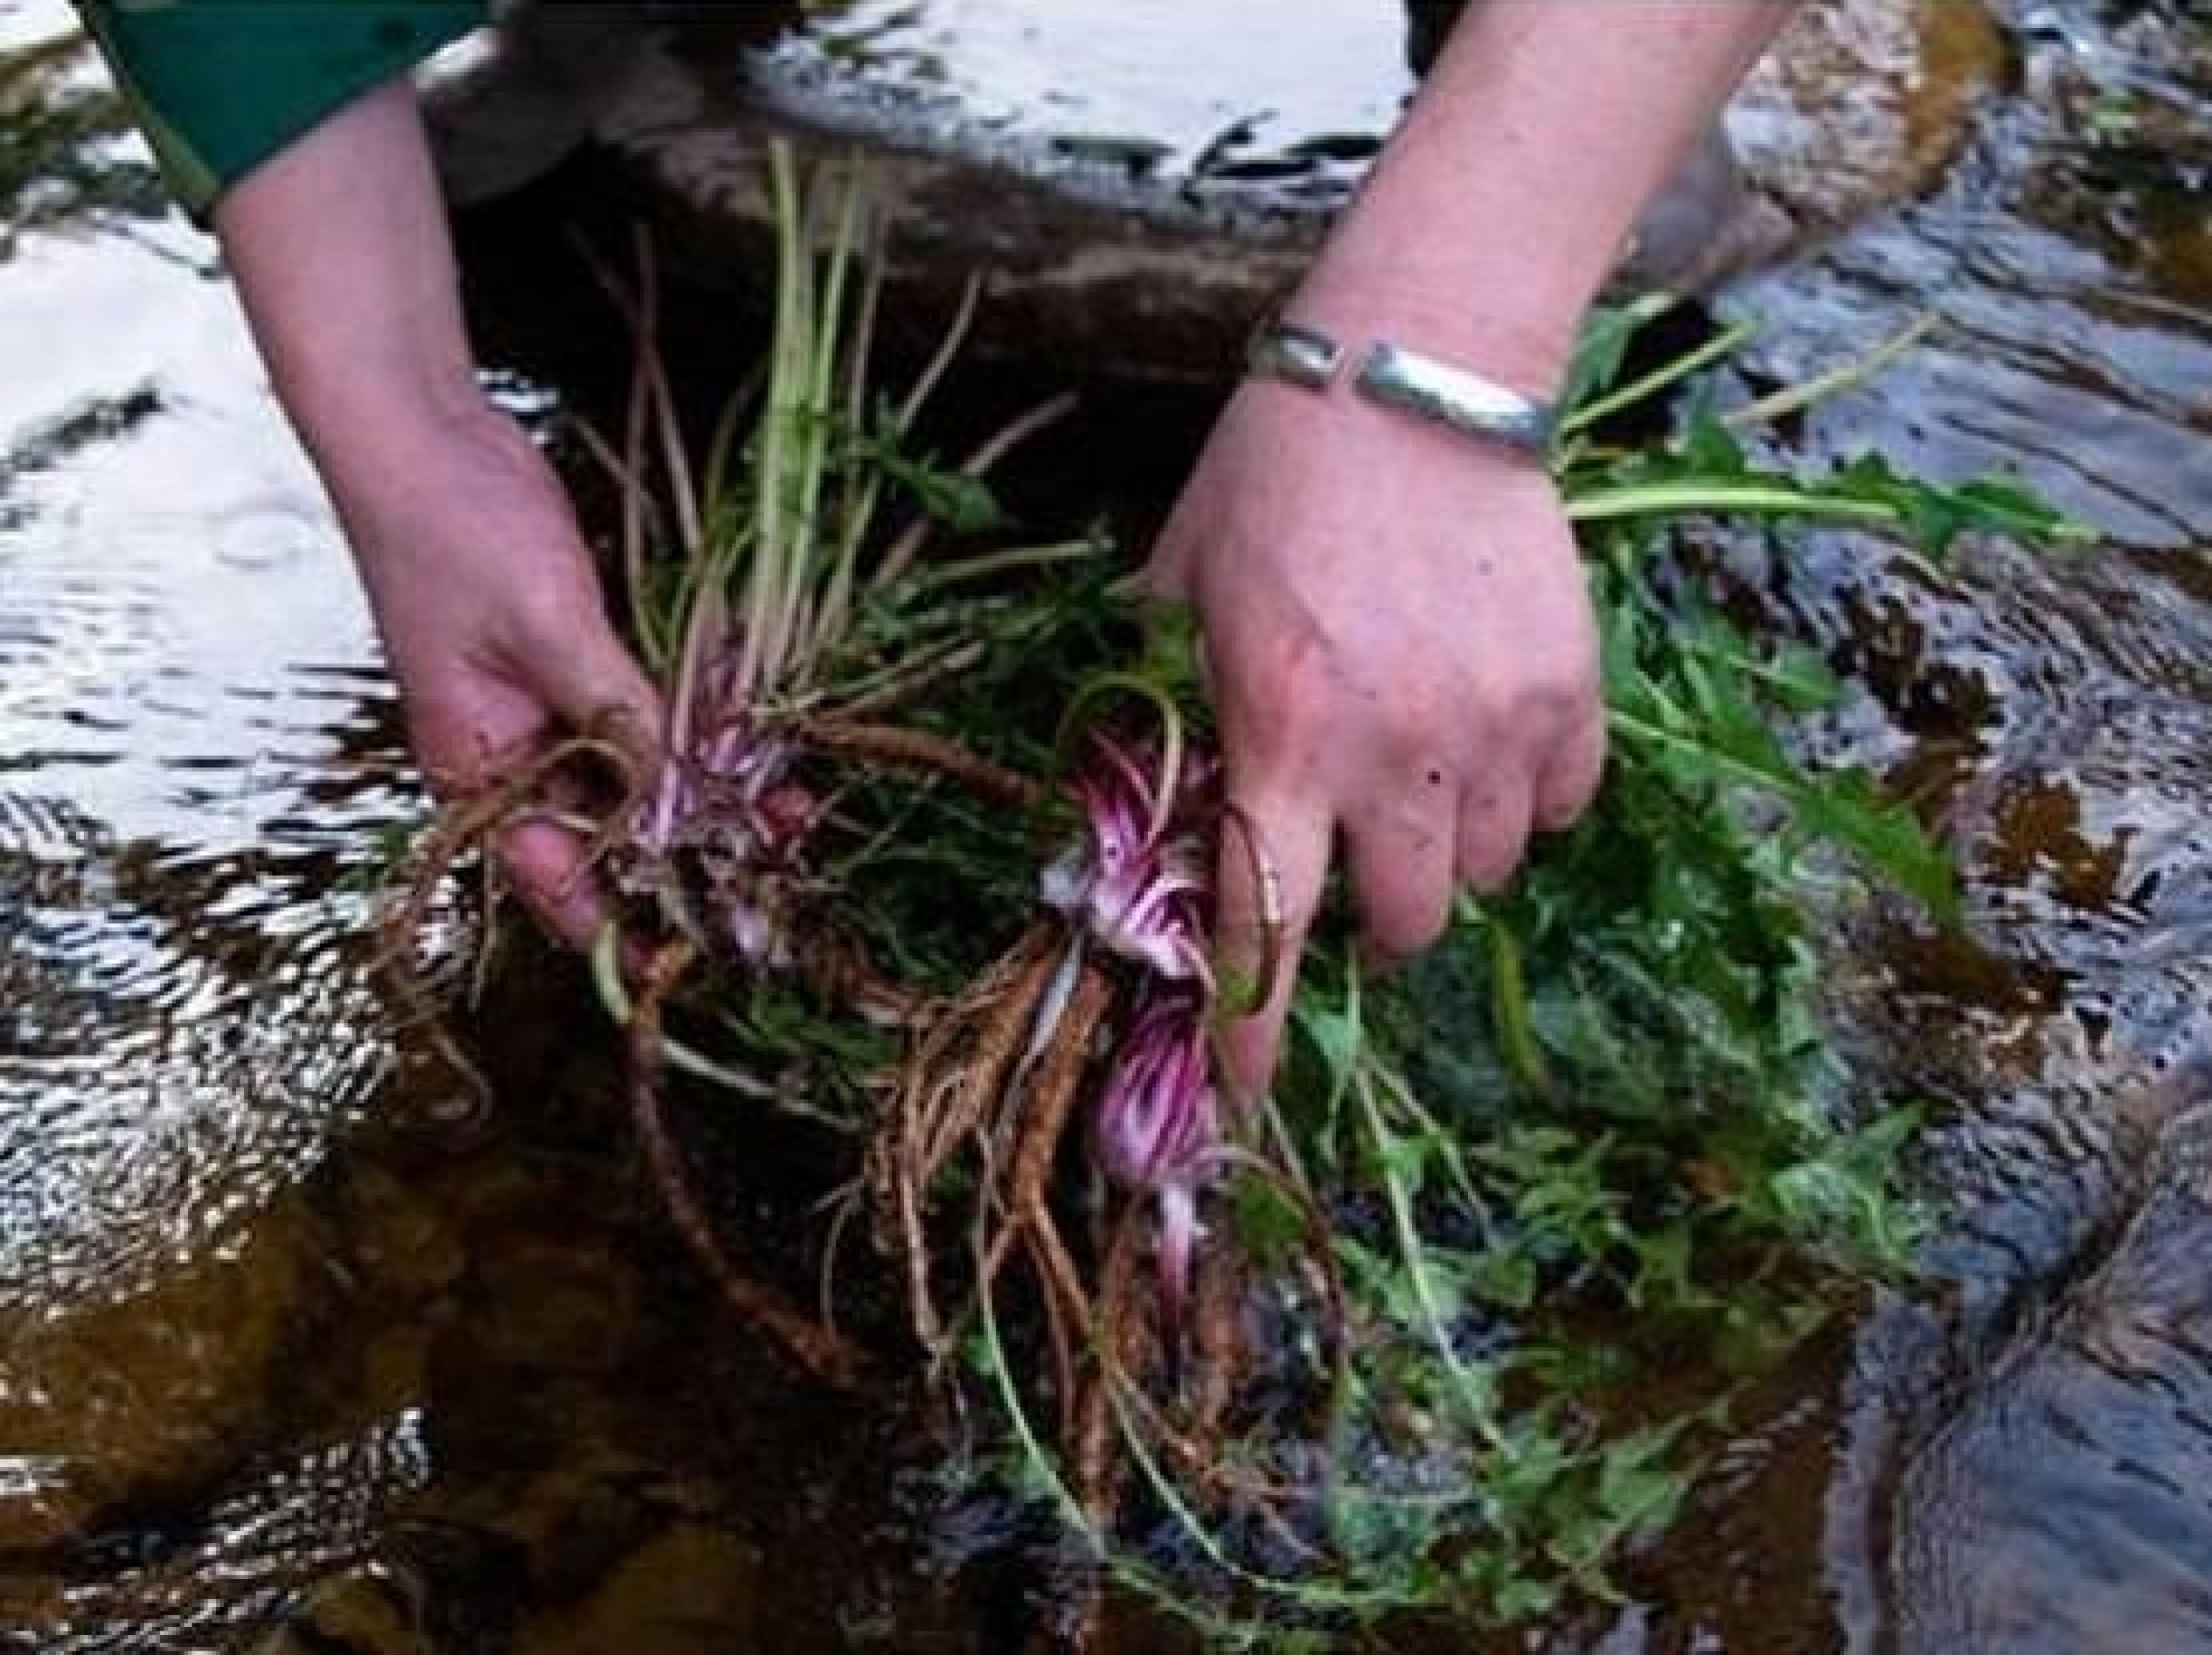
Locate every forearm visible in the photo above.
<box><xmin>212</xmin><ymin>78</ymin><xmax>492</xmax><ymax>508</ymax></box>
<box><xmin>207</xmin><ymin>75</ymin><xmax>598</xmax><ymax>720</ymax></box>
<box><xmin>1298</xmin><ymin>0</ymin><xmax>1796</xmax><ymax>390</ymax></box>
<box><xmin>126</xmin><ymin>46</ymin><xmax>654</xmax><ymax>942</ymax></box>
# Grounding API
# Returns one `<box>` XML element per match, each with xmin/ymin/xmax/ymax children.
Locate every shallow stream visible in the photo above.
<box><xmin>1</xmin><ymin>0</ymin><xmax>2207</xmax><ymax>1649</ymax></box>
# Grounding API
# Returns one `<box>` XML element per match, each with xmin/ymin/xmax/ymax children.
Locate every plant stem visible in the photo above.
<box><xmin>1722</xmin><ymin>312</ymin><xmax>1941</xmax><ymax>428</ymax></box>
<box><xmin>1564</xmin><ymin>480</ymin><xmax>1899</xmax><ymax>527</ymax></box>
<box><xmin>1557</xmin><ymin>316</ymin><xmax>1759</xmax><ymax>436</ymax></box>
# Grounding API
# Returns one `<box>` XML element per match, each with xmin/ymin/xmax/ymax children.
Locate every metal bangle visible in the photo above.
<box><xmin>1354</xmin><ymin>341</ymin><xmax>1556</xmax><ymax>456</ymax></box>
<box><xmin>1245</xmin><ymin>317</ymin><xmax>1342</xmax><ymax>389</ymax></box>
<box><xmin>1245</xmin><ymin>318</ymin><xmax>1556</xmax><ymax>458</ymax></box>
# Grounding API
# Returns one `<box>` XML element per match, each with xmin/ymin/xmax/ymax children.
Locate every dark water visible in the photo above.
<box><xmin>1</xmin><ymin>0</ymin><xmax>2208</xmax><ymax>1649</ymax></box>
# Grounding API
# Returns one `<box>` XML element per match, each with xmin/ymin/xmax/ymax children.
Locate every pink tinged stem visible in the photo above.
<box><xmin>1155</xmin><ymin>1180</ymin><xmax>1200</xmax><ymax>1367</ymax></box>
<box><xmin>1094</xmin><ymin>992</ymin><xmax>1222</xmax><ymax>1357</ymax></box>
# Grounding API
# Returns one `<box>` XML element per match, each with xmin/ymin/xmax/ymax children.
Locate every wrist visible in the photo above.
<box><xmin>1285</xmin><ymin>262</ymin><xmax>1584</xmax><ymax>405</ymax></box>
<box><xmin>1231</xmin><ymin>373</ymin><xmax>1555</xmax><ymax>512</ymax></box>
<box><xmin>1245</xmin><ymin>313</ymin><xmax>1562</xmax><ymax>470</ymax></box>
<box><xmin>306</xmin><ymin>385</ymin><xmax>507</xmax><ymax>529</ymax></box>
<box><xmin>315</xmin><ymin>396</ymin><xmax>571</xmax><ymax>621</ymax></box>
<box><xmin>288</xmin><ymin>356</ymin><xmax>491</xmax><ymax>479</ymax></box>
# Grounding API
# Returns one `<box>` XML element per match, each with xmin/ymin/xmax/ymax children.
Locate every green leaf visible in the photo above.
<box><xmin>1560</xmin><ymin>293</ymin><xmax>1679</xmax><ymax>418</ymax></box>
<box><xmin>1596</xmin><ymin>1428</ymin><xmax>1688</xmax><ymax>1533</ymax></box>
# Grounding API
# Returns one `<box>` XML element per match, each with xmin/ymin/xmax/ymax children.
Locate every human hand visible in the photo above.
<box><xmin>1148</xmin><ymin>377</ymin><xmax>1605</xmax><ymax>1098</ymax></box>
<box><xmin>202</xmin><ymin>82</ymin><xmax>663</xmax><ymax>950</ymax></box>
<box><xmin>335</xmin><ymin>403</ymin><xmax>661</xmax><ymax>947</ymax></box>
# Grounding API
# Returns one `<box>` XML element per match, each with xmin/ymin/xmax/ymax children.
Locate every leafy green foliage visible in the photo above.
<box><xmin>925</xmin><ymin>299</ymin><xmax>2092</xmax><ymax>1639</ymax></box>
<box><xmin>1568</xmin><ymin>414</ymin><xmax>2095</xmax><ymax>556</ymax></box>
<box><xmin>597</xmin><ymin>231</ymin><xmax>2090</xmax><ymax>1639</ymax></box>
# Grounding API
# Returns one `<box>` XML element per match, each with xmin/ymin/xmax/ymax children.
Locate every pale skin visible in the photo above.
<box><xmin>212</xmin><ymin>1</ymin><xmax>1795</xmax><ymax>1094</ymax></box>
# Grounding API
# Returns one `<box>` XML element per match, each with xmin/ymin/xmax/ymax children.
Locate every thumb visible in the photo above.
<box><xmin>526</xmin><ymin>611</ymin><xmax>666</xmax><ymax>784</ymax></box>
<box><xmin>1144</xmin><ymin>501</ymin><xmax>1203</xmax><ymax>603</ymax></box>
<box><xmin>497</xmin><ymin>613</ymin><xmax>663</xmax><ymax>952</ymax></box>
<box><xmin>1214</xmin><ymin>779</ymin><xmax>1333</xmax><ymax>1104</ymax></box>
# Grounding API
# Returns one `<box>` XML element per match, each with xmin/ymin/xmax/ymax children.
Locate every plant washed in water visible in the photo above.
<box><xmin>383</xmin><ymin>144</ymin><xmax>1079</xmax><ymax>1387</ymax></box>
<box><xmin>839</xmin><ymin>295</ymin><xmax>2089</xmax><ymax>1638</ymax></box>
<box><xmin>388</xmin><ymin>155</ymin><xmax>2090</xmax><ymax>1642</ymax></box>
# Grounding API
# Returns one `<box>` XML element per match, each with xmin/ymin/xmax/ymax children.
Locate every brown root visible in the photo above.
<box><xmin>1074</xmin><ymin>1200</ymin><xmax>1154</xmax><ymax>1538</ymax></box>
<box><xmin>375</xmin><ymin>734</ymin><xmax>641</xmax><ymax>1115</ymax></box>
<box><xmin>787</xmin><ymin>715</ymin><xmax>1045</xmax><ymax>809</ymax></box>
<box><xmin>866</xmin><ymin>923</ymin><xmax>1062</xmax><ymax>1350</ymax></box>
<box><xmin>629</xmin><ymin>936</ymin><xmax>866</xmax><ymax>1389</ymax></box>
<box><xmin>978</xmin><ymin>961</ymin><xmax>1113</xmax><ymax>1432</ymax></box>
<box><xmin>978</xmin><ymin>961</ymin><xmax>1111</xmax><ymax>1297</ymax></box>
<box><xmin>803</xmin><ymin>931</ymin><xmax>930</xmax><ymax>1028</ymax></box>
<box><xmin>1187</xmin><ymin>1241</ymin><xmax>1243</xmax><ymax>1468</ymax></box>
<box><xmin>821</xmin><ymin>638</ymin><xmax>988</xmax><ymax>723</ymax></box>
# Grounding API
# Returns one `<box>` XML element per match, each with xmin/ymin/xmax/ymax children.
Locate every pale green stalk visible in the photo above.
<box><xmin>1603</xmin><ymin>705</ymin><xmax>1818</xmax><ymax>791</ymax></box>
<box><xmin>738</xmin><ymin>142</ymin><xmax>809</xmax><ymax>695</ymax></box>
<box><xmin>896</xmin><ymin>271</ymin><xmax>983</xmax><ymax>431</ymax></box>
<box><xmin>772</xmin><ymin>166</ymin><xmax>864</xmax><ymax>686</ymax></box>
<box><xmin>808</xmin><ymin>215</ymin><xmax>890</xmax><ymax>664</ymax></box>
<box><xmin>1722</xmin><ymin>312</ymin><xmax>1941</xmax><ymax>429</ymax></box>
<box><xmin>830</xmin><ymin>272</ymin><xmax>984</xmax><ymax>603</ymax></box>
<box><xmin>1351</xmin><ymin>1067</ymin><xmax>1515</xmax><ymax>1456</ymax></box>
<box><xmin>589</xmin><ymin>923</ymin><xmax>776</xmax><ymax>1098</ymax></box>
<box><xmin>1107</xmin><ymin>1384</ymin><xmax>1399</xmax><ymax>1615</ymax></box>
<box><xmin>1557</xmin><ymin>316</ymin><xmax>1759</xmax><ymax>437</ymax></box>
<box><xmin>565</xmin><ymin>419</ymin><xmax>667</xmax><ymax>671</ymax></box>
<box><xmin>1563</xmin><ymin>480</ymin><xmax>1900</xmax><ymax>526</ymax></box>
<box><xmin>875</xmin><ymin>391</ymin><xmax>1079</xmax><ymax>589</ymax></box>
<box><xmin>902</xmin><ymin>537</ymin><xmax>1104</xmax><ymax>593</ymax></box>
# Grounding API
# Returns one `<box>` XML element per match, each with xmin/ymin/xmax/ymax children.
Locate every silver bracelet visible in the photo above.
<box><xmin>1246</xmin><ymin>317</ymin><xmax>1557</xmax><ymax>457</ymax></box>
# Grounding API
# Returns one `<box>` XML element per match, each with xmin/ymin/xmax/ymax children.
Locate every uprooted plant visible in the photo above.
<box><xmin>379</xmin><ymin>143</ymin><xmax>1085</xmax><ymax>1387</ymax></box>
<box><xmin>383</xmin><ymin>146</ymin><xmax>2096</xmax><ymax>1642</ymax></box>
<box><xmin>855</xmin><ymin>298</ymin><xmax>2093</xmax><ymax>1639</ymax></box>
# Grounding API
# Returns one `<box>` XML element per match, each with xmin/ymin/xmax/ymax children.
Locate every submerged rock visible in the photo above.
<box><xmin>1873</xmin><ymin>1056</ymin><xmax>2212</xmax><ymax>1655</ymax></box>
<box><xmin>425</xmin><ymin>0</ymin><xmax>2005</xmax><ymax>380</ymax></box>
<box><xmin>0</xmin><ymin>1210</ymin><xmax>313</xmax><ymax>1553</ymax></box>
<box><xmin>513</xmin><ymin>1525</ymin><xmax>767</xmax><ymax>1655</ymax></box>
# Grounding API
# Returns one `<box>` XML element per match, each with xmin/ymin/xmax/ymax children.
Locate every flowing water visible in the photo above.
<box><xmin>1</xmin><ymin>0</ymin><xmax>2208</xmax><ymax>1649</ymax></box>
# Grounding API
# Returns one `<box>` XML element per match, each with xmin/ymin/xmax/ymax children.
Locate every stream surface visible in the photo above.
<box><xmin>1</xmin><ymin>0</ymin><xmax>2208</xmax><ymax>1649</ymax></box>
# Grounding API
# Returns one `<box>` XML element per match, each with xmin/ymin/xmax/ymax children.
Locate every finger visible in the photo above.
<box><xmin>1455</xmin><ymin>770</ymin><xmax>1536</xmax><ymax>893</ymax></box>
<box><xmin>1344</xmin><ymin>790</ymin><xmax>1458</xmax><ymax>961</ymax></box>
<box><xmin>1214</xmin><ymin>784</ymin><xmax>1334</xmax><ymax>1106</ymax></box>
<box><xmin>1534</xmin><ymin>707</ymin><xmax>1607</xmax><ymax>832</ymax></box>
<box><xmin>497</xmin><ymin>813</ymin><xmax>616</xmax><ymax>952</ymax></box>
<box><xmin>529</xmin><ymin>619</ymin><xmax>666</xmax><ymax>783</ymax></box>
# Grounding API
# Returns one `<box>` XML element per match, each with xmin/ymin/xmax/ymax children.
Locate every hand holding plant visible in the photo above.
<box><xmin>362</xmin><ymin>149</ymin><xmax>2095</xmax><ymax>1640</ymax></box>
<box><xmin>338</xmin><ymin>400</ymin><xmax>663</xmax><ymax>947</ymax></box>
<box><xmin>1148</xmin><ymin>375</ymin><xmax>1607</xmax><ymax>1098</ymax></box>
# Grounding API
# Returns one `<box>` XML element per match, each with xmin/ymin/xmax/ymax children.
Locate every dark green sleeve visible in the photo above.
<box><xmin>72</xmin><ymin>0</ymin><xmax>488</xmax><ymax>220</ymax></box>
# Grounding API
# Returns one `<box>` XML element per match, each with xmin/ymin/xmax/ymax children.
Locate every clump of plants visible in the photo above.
<box><xmin>849</xmin><ymin>296</ymin><xmax>2085</xmax><ymax>1640</ymax></box>
<box><xmin>383</xmin><ymin>147</ymin><xmax>1082</xmax><ymax>1385</ymax></box>
<box><xmin>384</xmin><ymin>150</ymin><xmax>2090</xmax><ymax>1642</ymax></box>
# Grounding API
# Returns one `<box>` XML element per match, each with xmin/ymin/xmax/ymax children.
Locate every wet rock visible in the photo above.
<box><xmin>0</xmin><ymin>1414</ymin><xmax>432</xmax><ymax>1652</ymax></box>
<box><xmin>1729</xmin><ymin>0</ymin><xmax>2010</xmax><ymax>237</ymax></box>
<box><xmin>1874</xmin><ymin>1056</ymin><xmax>2212</xmax><ymax>1655</ymax></box>
<box><xmin>423</xmin><ymin>0</ymin><xmax>2006</xmax><ymax>381</ymax></box>
<box><xmin>0</xmin><ymin>1194</ymin><xmax>321</xmax><ymax>1553</ymax></box>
